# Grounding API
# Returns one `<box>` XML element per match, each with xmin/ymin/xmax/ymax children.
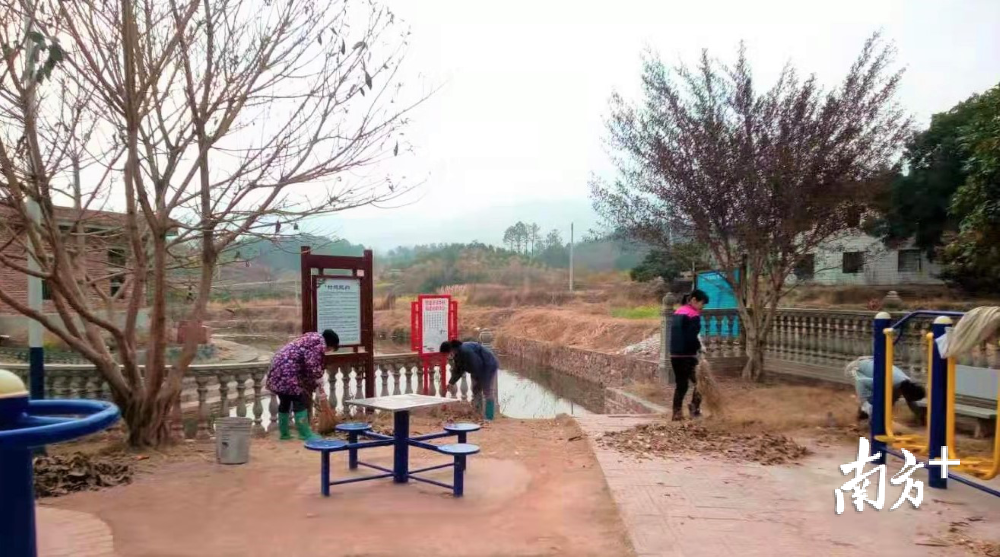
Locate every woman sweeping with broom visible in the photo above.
<box><xmin>670</xmin><ymin>290</ymin><xmax>709</xmax><ymax>420</ymax></box>
<box><xmin>266</xmin><ymin>329</ymin><xmax>339</xmax><ymax>441</ymax></box>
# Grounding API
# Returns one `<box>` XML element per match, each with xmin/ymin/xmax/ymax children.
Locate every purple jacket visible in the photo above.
<box><xmin>265</xmin><ymin>332</ymin><xmax>327</xmax><ymax>396</ymax></box>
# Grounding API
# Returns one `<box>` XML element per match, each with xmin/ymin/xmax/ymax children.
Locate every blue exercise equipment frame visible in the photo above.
<box><xmin>0</xmin><ymin>398</ymin><xmax>121</xmax><ymax>557</ymax></box>
<box><xmin>870</xmin><ymin>311</ymin><xmax>1000</xmax><ymax>499</ymax></box>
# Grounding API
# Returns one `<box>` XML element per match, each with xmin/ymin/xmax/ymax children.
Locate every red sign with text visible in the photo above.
<box><xmin>411</xmin><ymin>295</ymin><xmax>459</xmax><ymax>394</ymax></box>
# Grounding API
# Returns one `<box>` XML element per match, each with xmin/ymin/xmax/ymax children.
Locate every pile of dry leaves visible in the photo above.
<box><xmin>34</xmin><ymin>452</ymin><xmax>134</xmax><ymax>498</ymax></box>
<box><xmin>599</xmin><ymin>421</ymin><xmax>810</xmax><ymax>466</ymax></box>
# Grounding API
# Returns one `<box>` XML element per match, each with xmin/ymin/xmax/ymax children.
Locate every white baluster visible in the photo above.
<box><xmin>327</xmin><ymin>368</ymin><xmax>339</xmax><ymax>414</ymax></box>
<box><xmin>390</xmin><ymin>364</ymin><xmax>401</xmax><ymax>395</ymax></box>
<box><xmin>235</xmin><ymin>372</ymin><xmax>248</xmax><ymax>418</ymax></box>
<box><xmin>345</xmin><ymin>369</ymin><xmax>357</xmax><ymax>402</ymax></box>
<box><xmin>380</xmin><ymin>363</ymin><xmax>389</xmax><ymax>397</ymax></box>
<box><xmin>459</xmin><ymin>373</ymin><xmax>469</xmax><ymax>401</ymax></box>
<box><xmin>268</xmin><ymin>391</ymin><xmax>279</xmax><ymax>432</ymax></box>
<box><xmin>44</xmin><ymin>371</ymin><xmax>55</xmax><ymax>399</ymax></box>
<box><xmin>218</xmin><ymin>373</ymin><xmax>232</xmax><ymax>418</ymax></box>
<box><xmin>171</xmin><ymin>392</ymin><xmax>184</xmax><ymax>441</ymax></box>
<box><xmin>68</xmin><ymin>370</ymin><xmax>83</xmax><ymax>398</ymax></box>
<box><xmin>251</xmin><ymin>370</ymin><xmax>266</xmax><ymax>436</ymax></box>
<box><xmin>195</xmin><ymin>374</ymin><xmax>210</xmax><ymax>440</ymax></box>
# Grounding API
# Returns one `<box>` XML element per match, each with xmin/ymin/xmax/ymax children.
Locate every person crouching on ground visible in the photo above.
<box><xmin>440</xmin><ymin>339</ymin><xmax>499</xmax><ymax>415</ymax></box>
<box><xmin>670</xmin><ymin>290</ymin><xmax>709</xmax><ymax>421</ymax></box>
<box><xmin>853</xmin><ymin>356</ymin><xmax>927</xmax><ymax>423</ymax></box>
<box><xmin>266</xmin><ymin>329</ymin><xmax>339</xmax><ymax>441</ymax></box>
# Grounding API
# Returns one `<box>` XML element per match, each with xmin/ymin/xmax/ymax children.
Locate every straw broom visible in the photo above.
<box><xmin>313</xmin><ymin>391</ymin><xmax>338</xmax><ymax>434</ymax></box>
<box><xmin>694</xmin><ymin>358</ymin><xmax>725</xmax><ymax>416</ymax></box>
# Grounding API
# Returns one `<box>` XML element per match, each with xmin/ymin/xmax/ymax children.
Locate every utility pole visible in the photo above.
<box><xmin>569</xmin><ymin>223</ymin><xmax>574</xmax><ymax>293</ymax></box>
<box><xmin>23</xmin><ymin>1</ymin><xmax>45</xmax><ymax>401</ymax></box>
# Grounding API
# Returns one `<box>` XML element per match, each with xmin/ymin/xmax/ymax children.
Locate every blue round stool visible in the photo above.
<box><xmin>304</xmin><ymin>439</ymin><xmax>349</xmax><ymax>497</ymax></box>
<box><xmin>443</xmin><ymin>422</ymin><xmax>481</xmax><ymax>444</ymax></box>
<box><xmin>437</xmin><ymin>443</ymin><xmax>480</xmax><ymax>497</ymax></box>
<box><xmin>335</xmin><ymin>422</ymin><xmax>372</xmax><ymax>470</ymax></box>
<box><xmin>304</xmin><ymin>439</ymin><xmax>349</xmax><ymax>452</ymax></box>
<box><xmin>0</xmin><ymin>370</ymin><xmax>121</xmax><ymax>557</ymax></box>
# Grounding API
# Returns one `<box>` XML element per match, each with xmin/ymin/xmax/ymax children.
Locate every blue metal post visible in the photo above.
<box><xmin>0</xmin><ymin>449</ymin><xmax>37</xmax><ymax>557</ymax></box>
<box><xmin>28</xmin><ymin>348</ymin><xmax>44</xmax><ymax>401</ymax></box>
<box><xmin>348</xmin><ymin>432</ymin><xmax>358</xmax><ymax>470</ymax></box>
<box><xmin>320</xmin><ymin>451</ymin><xmax>330</xmax><ymax>497</ymax></box>
<box><xmin>928</xmin><ymin>316</ymin><xmax>952</xmax><ymax>489</ymax></box>
<box><xmin>393</xmin><ymin>411</ymin><xmax>409</xmax><ymax>483</ymax></box>
<box><xmin>870</xmin><ymin>312</ymin><xmax>891</xmax><ymax>464</ymax></box>
<box><xmin>28</xmin><ymin>348</ymin><xmax>46</xmax><ymax>457</ymax></box>
<box><xmin>453</xmin><ymin>455</ymin><xmax>465</xmax><ymax>497</ymax></box>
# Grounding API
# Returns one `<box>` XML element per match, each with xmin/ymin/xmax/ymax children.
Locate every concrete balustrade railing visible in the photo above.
<box><xmin>4</xmin><ymin>353</ymin><xmax>475</xmax><ymax>440</ymax></box>
<box><xmin>657</xmin><ymin>297</ymin><xmax>969</xmax><ymax>387</ymax></box>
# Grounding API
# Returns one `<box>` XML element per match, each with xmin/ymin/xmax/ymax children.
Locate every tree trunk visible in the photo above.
<box><xmin>740</xmin><ymin>310</ymin><xmax>767</xmax><ymax>381</ymax></box>
<box><xmin>742</xmin><ymin>337</ymin><xmax>765</xmax><ymax>381</ymax></box>
<box><xmin>120</xmin><ymin>394</ymin><xmax>175</xmax><ymax>448</ymax></box>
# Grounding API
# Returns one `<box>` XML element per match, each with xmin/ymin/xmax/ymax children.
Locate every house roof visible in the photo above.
<box><xmin>0</xmin><ymin>203</ymin><xmax>181</xmax><ymax>232</ymax></box>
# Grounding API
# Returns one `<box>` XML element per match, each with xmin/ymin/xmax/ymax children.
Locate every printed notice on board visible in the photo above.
<box><xmin>316</xmin><ymin>278</ymin><xmax>361</xmax><ymax>345</ymax></box>
<box><xmin>421</xmin><ymin>297</ymin><xmax>449</xmax><ymax>354</ymax></box>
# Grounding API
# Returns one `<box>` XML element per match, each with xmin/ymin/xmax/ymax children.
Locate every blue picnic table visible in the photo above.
<box><xmin>306</xmin><ymin>394</ymin><xmax>481</xmax><ymax>497</ymax></box>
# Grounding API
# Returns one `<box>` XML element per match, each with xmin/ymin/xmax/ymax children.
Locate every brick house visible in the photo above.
<box><xmin>0</xmin><ymin>204</ymin><xmax>150</xmax><ymax>341</ymax></box>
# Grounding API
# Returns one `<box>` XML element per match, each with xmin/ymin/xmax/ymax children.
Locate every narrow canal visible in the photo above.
<box><xmin>222</xmin><ymin>333</ymin><xmax>605</xmax><ymax>421</ymax></box>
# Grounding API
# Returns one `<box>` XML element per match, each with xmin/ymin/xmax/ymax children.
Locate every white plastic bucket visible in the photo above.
<box><xmin>215</xmin><ymin>417</ymin><xmax>252</xmax><ymax>465</ymax></box>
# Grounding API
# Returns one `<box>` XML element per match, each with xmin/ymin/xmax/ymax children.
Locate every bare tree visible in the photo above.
<box><xmin>591</xmin><ymin>35</ymin><xmax>910</xmax><ymax>380</ymax></box>
<box><xmin>0</xmin><ymin>0</ymin><xmax>421</xmax><ymax>446</ymax></box>
<box><xmin>528</xmin><ymin>222</ymin><xmax>540</xmax><ymax>257</ymax></box>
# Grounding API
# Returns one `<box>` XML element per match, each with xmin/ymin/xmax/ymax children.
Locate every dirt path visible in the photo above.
<box><xmin>45</xmin><ymin>417</ymin><xmax>631</xmax><ymax>557</ymax></box>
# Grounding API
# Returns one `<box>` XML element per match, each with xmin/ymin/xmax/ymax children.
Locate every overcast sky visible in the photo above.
<box><xmin>311</xmin><ymin>0</ymin><xmax>1000</xmax><ymax>251</ymax></box>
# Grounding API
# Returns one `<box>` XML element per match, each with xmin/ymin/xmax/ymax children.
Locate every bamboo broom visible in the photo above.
<box><xmin>313</xmin><ymin>391</ymin><xmax>338</xmax><ymax>434</ymax></box>
<box><xmin>694</xmin><ymin>358</ymin><xmax>725</xmax><ymax>416</ymax></box>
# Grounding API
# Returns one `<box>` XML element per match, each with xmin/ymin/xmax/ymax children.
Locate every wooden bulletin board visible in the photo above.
<box><xmin>300</xmin><ymin>247</ymin><xmax>375</xmax><ymax>397</ymax></box>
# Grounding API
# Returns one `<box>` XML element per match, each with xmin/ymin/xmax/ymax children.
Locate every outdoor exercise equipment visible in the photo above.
<box><xmin>870</xmin><ymin>312</ymin><xmax>1000</xmax><ymax>498</ymax></box>
<box><xmin>0</xmin><ymin>369</ymin><xmax>121</xmax><ymax>557</ymax></box>
<box><xmin>305</xmin><ymin>394</ymin><xmax>481</xmax><ymax>498</ymax></box>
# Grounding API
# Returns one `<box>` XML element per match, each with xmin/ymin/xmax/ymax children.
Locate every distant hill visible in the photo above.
<box><xmin>234</xmin><ymin>234</ymin><xmax>365</xmax><ymax>273</ymax></box>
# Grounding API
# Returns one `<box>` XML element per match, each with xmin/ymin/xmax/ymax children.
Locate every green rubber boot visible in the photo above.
<box><xmin>294</xmin><ymin>410</ymin><xmax>320</xmax><ymax>441</ymax></box>
<box><xmin>278</xmin><ymin>412</ymin><xmax>293</xmax><ymax>440</ymax></box>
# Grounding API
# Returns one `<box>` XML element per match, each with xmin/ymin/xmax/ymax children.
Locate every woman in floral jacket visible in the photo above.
<box><xmin>266</xmin><ymin>329</ymin><xmax>339</xmax><ymax>440</ymax></box>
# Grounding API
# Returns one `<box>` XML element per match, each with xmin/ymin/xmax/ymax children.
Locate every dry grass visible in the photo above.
<box><xmin>464</xmin><ymin>284</ymin><xmax>575</xmax><ymax>307</ymax></box>
<box><xmin>374</xmin><ymin>303</ymin><xmax>657</xmax><ymax>352</ymax></box>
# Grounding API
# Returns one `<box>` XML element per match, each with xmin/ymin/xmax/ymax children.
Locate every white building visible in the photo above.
<box><xmin>789</xmin><ymin>232</ymin><xmax>942</xmax><ymax>286</ymax></box>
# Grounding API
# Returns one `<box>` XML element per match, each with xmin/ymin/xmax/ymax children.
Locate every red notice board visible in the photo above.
<box><xmin>411</xmin><ymin>295</ymin><xmax>459</xmax><ymax>394</ymax></box>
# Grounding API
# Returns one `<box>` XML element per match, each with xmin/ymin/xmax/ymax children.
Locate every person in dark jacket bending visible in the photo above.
<box><xmin>669</xmin><ymin>290</ymin><xmax>709</xmax><ymax>421</ymax></box>
<box><xmin>440</xmin><ymin>340</ymin><xmax>499</xmax><ymax>414</ymax></box>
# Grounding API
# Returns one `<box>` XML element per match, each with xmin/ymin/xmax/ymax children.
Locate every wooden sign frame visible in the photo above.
<box><xmin>300</xmin><ymin>247</ymin><xmax>375</xmax><ymax>397</ymax></box>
